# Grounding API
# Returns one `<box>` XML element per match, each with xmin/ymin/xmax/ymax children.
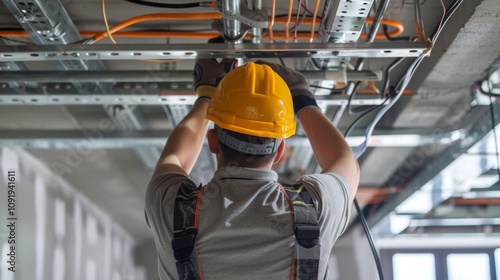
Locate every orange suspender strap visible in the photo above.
<box><xmin>280</xmin><ymin>183</ymin><xmax>321</xmax><ymax>280</ymax></box>
<box><xmin>172</xmin><ymin>182</ymin><xmax>204</xmax><ymax>280</ymax></box>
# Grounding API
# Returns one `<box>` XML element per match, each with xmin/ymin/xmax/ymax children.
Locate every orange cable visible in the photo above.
<box><xmin>368</xmin><ymin>81</ymin><xmax>380</xmax><ymax>95</ymax></box>
<box><xmin>269</xmin><ymin>0</ymin><xmax>276</xmax><ymax>43</ymax></box>
<box><xmin>414</xmin><ymin>20</ymin><xmax>425</xmax><ymax>42</ymax></box>
<box><xmin>93</xmin><ymin>13</ymin><xmax>223</xmax><ymax>42</ymax></box>
<box><xmin>82</xmin><ymin>30</ymin><xmax>221</xmax><ymax>39</ymax></box>
<box><xmin>309</xmin><ymin>0</ymin><xmax>321</xmax><ymax>42</ymax></box>
<box><xmin>360</xmin><ymin>18</ymin><xmax>404</xmax><ymax>40</ymax></box>
<box><xmin>1</xmin><ymin>18</ymin><xmax>404</xmax><ymax>41</ymax></box>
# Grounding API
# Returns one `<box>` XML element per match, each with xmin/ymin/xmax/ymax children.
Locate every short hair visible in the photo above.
<box><xmin>217</xmin><ymin>128</ymin><xmax>279</xmax><ymax>168</ymax></box>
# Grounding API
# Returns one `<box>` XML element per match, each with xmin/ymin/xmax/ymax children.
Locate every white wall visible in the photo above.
<box><xmin>0</xmin><ymin>147</ymin><xmax>145</xmax><ymax>280</ymax></box>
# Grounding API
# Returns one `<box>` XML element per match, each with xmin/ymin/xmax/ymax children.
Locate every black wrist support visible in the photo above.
<box><xmin>293</xmin><ymin>95</ymin><xmax>319</xmax><ymax>115</ymax></box>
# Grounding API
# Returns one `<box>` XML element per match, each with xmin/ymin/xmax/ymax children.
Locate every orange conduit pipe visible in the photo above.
<box><xmin>360</xmin><ymin>18</ymin><xmax>404</xmax><ymax>40</ymax></box>
<box><xmin>1</xmin><ymin>18</ymin><xmax>404</xmax><ymax>41</ymax></box>
<box><xmin>269</xmin><ymin>0</ymin><xmax>276</xmax><ymax>43</ymax></box>
<box><xmin>82</xmin><ymin>31</ymin><xmax>221</xmax><ymax>39</ymax></box>
<box><xmin>93</xmin><ymin>13</ymin><xmax>223</xmax><ymax>42</ymax></box>
<box><xmin>310</xmin><ymin>0</ymin><xmax>321</xmax><ymax>42</ymax></box>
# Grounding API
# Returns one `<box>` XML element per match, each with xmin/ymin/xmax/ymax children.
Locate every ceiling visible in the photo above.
<box><xmin>0</xmin><ymin>0</ymin><xmax>499</xmax><ymax>241</ymax></box>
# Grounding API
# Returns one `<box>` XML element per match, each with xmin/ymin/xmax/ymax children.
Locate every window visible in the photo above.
<box><xmin>393</xmin><ymin>253</ymin><xmax>436</xmax><ymax>280</ymax></box>
<box><xmin>447</xmin><ymin>253</ymin><xmax>490</xmax><ymax>280</ymax></box>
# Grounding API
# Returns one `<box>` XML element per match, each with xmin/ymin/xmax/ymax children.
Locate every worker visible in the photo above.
<box><xmin>145</xmin><ymin>58</ymin><xmax>359</xmax><ymax>279</ymax></box>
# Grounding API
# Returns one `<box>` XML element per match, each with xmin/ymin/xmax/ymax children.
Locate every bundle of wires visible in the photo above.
<box><xmin>348</xmin><ymin>0</ymin><xmax>464</xmax><ymax>157</ymax></box>
<box><xmin>342</xmin><ymin>0</ymin><xmax>464</xmax><ymax>279</ymax></box>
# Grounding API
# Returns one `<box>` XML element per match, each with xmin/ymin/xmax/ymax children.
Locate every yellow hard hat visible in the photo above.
<box><xmin>206</xmin><ymin>62</ymin><xmax>296</xmax><ymax>139</ymax></box>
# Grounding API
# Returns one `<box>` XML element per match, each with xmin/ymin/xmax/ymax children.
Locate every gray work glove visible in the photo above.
<box><xmin>193</xmin><ymin>58</ymin><xmax>238</xmax><ymax>100</ymax></box>
<box><xmin>193</xmin><ymin>37</ymin><xmax>238</xmax><ymax>101</ymax></box>
<box><xmin>255</xmin><ymin>60</ymin><xmax>319</xmax><ymax>116</ymax></box>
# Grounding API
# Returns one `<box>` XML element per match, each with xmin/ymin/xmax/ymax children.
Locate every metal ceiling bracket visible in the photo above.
<box><xmin>1</xmin><ymin>0</ymin><xmax>161</xmax><ymax>172</ymax></box>
<box><xmin>1</xmin><ymin>0</ymin><xmax>102</xmax><ymax>72</ymax></box>
<box><xmin>0</xmin><ymin>40</ymin><xmax>40</xmax><ymax>93</ymax></box>
<box><xmin>320</xmin><ymin>0</ymin><xmax>374</xmax><ymax>43</ymax></box>
<box><xmin>1</xmin><ymin>0</ymin><xmax>80</xmax><ymax>44</ymax></box>
<box><xmin>0</xmin><ymin>94</ymin><xmax>388</xmax><ymax>106</ymax></box>
<box><xmin>0</xmin><ymin>70</ymin><xmax>381</xmax><ymax>83</ymax></box>
<box><xmin>0</xmin><ymin>43</ymin><xmax>431</xmax><ymax>61</ymax></box>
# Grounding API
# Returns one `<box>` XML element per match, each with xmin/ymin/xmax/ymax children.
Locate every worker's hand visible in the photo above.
<box><xmin>255</xmin><ymin>60</ymin><xmax>318</xmax><ymax>116</ymax></box>
<box><xmin>193</xmin><ymin>37</ymin><xmax>237</xmax><ymax>101</ymax></box>
<box><xmin>193</xmin><ymin>58</ymin><xmax>237</xmax><ymax>100</ymax></box>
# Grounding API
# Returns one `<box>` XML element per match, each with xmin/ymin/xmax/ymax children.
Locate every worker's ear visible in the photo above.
<box><xmin>273</xmin><ymin>140</ymin><xmax>286</xmax><ymax>164</ymax></box>
<box><xmin>207</xmin><ymin>128</ymin><xmax>219</xmax><ymax>154</ymax></box>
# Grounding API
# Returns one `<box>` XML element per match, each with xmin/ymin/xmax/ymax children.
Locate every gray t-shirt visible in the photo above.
<box><xmin>145</xmin><ymin>167</ymin><xmax>351</xmax><ymax>280</ymax></box>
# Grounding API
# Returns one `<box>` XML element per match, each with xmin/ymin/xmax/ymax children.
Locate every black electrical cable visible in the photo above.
<box><xmin>346</xmin><ymin>81</ymin><xmax>363</xmax><ymax>115</ymax></box>
<box><xmin>475</xmin><ymin>81</ymin><xmax>500</xmax><ymax>98</ymax></box>
<box><xmin>343</xmin><ymin>4</ymin><xmax>393</xmax><ymax>279</ymax></box>
<box><xmin>279</xmin><ymin>57</ymin><xmax>286</xmax><ymax>67</ymax></box>
<box><xmin>383</xmin><ymin>24</ymin><xmax>411</xmax><ymax>41</ymax></box>
<box><xmin>354</xmin><ymin>198</ymin><xmax>385</xmax><ymax>278</ymax></box>
<box><xmin>340</xmin><ymin>2</ymin><xmax>392</xmax><ymax>280</ymax></box>
<box><xmin>343</xmin><ymin>95</ymin><xmax>388</xmax><ymax>280</ymax></box>
<box><xmin>344</xmin><ymin>96</ymin><xmax>390</xmax><ymax>137</ymax></box>
<box><xmin>381</xmin><ymin>57</ymin><xmax>406</xmax><ymax>99</ymax></box>
<box><xmin>311</xmin><ymin>58</ymin><xmax>326</xmax><ymax>70</ymax></box>
<box><xmin>124</xmin><ymin>0</ymin><xmax>204</xmax><ymax>9</ymax></box>
<box><xmin>347</xmin><ymin>57</ymin><xmax>404</xmax><ymax>116</ymax></box>
<box><xmin>0</xmin><ymin>35</ymin><xmax>34</xmax><ymax>45</ymax></box>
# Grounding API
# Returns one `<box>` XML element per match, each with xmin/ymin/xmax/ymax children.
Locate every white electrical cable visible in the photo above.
<box><xmin>353</xmin><ymin>54</ymin><xmax>427</xmax><ymax>159</ymax></box>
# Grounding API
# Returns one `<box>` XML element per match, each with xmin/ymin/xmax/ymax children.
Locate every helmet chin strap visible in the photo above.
<box><xmin>214</xmin><ymin>125</ymin><xmax>282</xmax><ymax>155</ymax></box>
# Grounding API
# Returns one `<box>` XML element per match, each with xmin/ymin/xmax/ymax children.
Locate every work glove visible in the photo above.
<box><xmin>255</xmin><ymin>60</ymin><xmax>319</xmax><ymax>116</ymax></box>
<box><xmin>193</xmin><ymin>37</ymin><xmax>237</xmax><ymax>101</ymax></box>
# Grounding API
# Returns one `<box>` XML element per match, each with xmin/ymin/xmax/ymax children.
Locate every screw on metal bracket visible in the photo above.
<box><xmin>18</xmin><ymin>14</ymin><xmax>35</xmax><ymax>22</ymax></box>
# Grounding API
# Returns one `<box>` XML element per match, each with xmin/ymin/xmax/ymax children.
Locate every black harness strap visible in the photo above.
<box><xmin>281</xmin><ymin>183</ymin><xmax>321</xmax><ymax>280</ymax></box>
<box><xmin>172</xmin><ymin>182</ymin><xmax>203</xmax><ymax>280</ymax></box>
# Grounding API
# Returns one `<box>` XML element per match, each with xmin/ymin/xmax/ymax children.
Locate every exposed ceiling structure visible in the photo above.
<box><xmin>0</xmin><ymin>0</ymin><xmax>499</xmax><ymax>242</ymax></box>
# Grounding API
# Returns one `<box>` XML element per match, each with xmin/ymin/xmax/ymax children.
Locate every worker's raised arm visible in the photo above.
<box><xmin>256</xmin><ymin>61</ymin><xmax>360</xmax><ymax>198</ymax></box>
<box><xmin>298</xmin><ymin>107</ymin><xmax>359</xmax><ymax>197</ymax></box>
<box><xmin>153</xmin><ymin>99</ymin><xmax>210</xmax><ymax>177</ymax></box>
<box><xmin>153</xmin><ymin>58</ymin><xmax>236</xmax><ymax>177</ymax></box>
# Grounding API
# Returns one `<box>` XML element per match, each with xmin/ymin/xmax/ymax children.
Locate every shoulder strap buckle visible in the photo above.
<box><xmin>172</xmin><ymin>229</ymin><xmax>198</xmax><ymax>261</ymax></box>
<box><xmin>294</xmin><ymin>224</ymin><xmax>320</xmax><ymax>249</ymax></box>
